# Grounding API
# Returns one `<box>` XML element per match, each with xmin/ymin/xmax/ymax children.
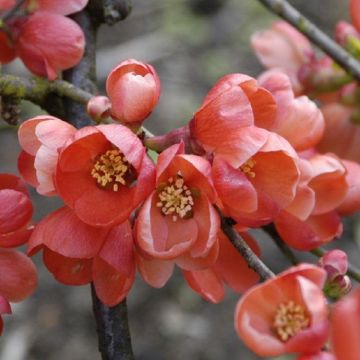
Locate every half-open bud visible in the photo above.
<box><xmin>106</xmin><ymin>59</ymin><xmax>160</xmax><ymax>127</ymax></box>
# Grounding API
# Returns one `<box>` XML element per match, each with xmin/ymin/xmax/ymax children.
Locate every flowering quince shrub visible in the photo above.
<box><xmin>1</xmin><ymin>1</ymin><xmax>360</xmax><ymax>359</ymax></box>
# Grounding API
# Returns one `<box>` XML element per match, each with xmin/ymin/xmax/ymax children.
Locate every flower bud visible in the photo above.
<box><xmin>319</xmin><ymin>250</ymin><xmax>351</xmax><ymax>299</ymax></box>
<box><xmin>106</xmin><ymin>59</ymin><xmax>160</xmax><ymax>127</ymax></box>
<box><xmin>335</xmin><ymin>21</ymin><xmax>360</xmax><ymax>59</ymax></box>
<box><xmin>86</xmin><ymin>96</ymin><xmax>111</xmax><ymax>123</ymax></box>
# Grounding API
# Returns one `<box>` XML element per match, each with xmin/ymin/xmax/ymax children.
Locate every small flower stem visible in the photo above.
<box><xmin>91</xmin><ymin>286</ymin><xmax>134</xmax><ymax>360</ymax></box>
<box><xmin>256</xmin><ymin>0</ymin><xmax>360</xmax><ymax>82</ymax></box>
<box><xmin>311</xmin><ymin>248</ymin><xmax>360</xmax><ymax>283</ymax></box>
<box><xmin>0</xmin><ymin>0</ymin><xmax>26</xmax><ymax>22</ymax></box>
<box><xmin>263</xmin><ymin>224</ymin><xmax>299</xmax><ymax>265</ymax></box>
<box><xmin>220</xmin><ymin>216</ymin><xmax>275</xmax><ymax>280</ymax></box>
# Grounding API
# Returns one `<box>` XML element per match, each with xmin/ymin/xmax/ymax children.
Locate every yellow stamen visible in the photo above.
<box><xmin>240</xmin><ymin>158</ymin><xmax>256</xmax><ymax>178</ymax></box>
<box><xmin>91</xmin><ymin>149</ymin><xmax>131</xmax><ymax>191</ymax></box>
<box><xmin>156</xmin><ymin>172</ymin><xmax>195</xmax><ymax>221</ymax></box>
<box><xmin>273</xmin><ymin>301</ymin><xmax>310</xmax><ymax>342</ymax></box>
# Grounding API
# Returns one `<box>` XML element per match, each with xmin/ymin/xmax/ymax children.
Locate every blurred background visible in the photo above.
<box><xmin>0</xmin><ymin>0</ymin><xmax>355</xmax><ymax>359</ymax></box>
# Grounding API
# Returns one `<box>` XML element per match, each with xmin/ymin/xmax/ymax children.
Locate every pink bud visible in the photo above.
<box><xmin>86</xmin><ymin>96</ymin><xmax>111</xmax><ymax>123</ymax></box>
<box><xmin>335</xmin><ymin>21</ymin><xmax>360</xmax><ymax>46</ymax></box>
<box><xmin>319</xmin><ymin>249</ymin><xmax>348</xmax><ymax>278</ymax></box>
<box><xmin>106</xmin><ymin>59</ymin><xmax>161</xmax><ymax>126</ymax></box>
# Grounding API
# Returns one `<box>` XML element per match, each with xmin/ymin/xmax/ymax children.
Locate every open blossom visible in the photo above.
<box><xmin>28</xmin><ymin>206</ymin><xmax>135</xmax><ymax>306</ymax></box>
<box><xmin>0</xmin><ymin>173</ymin><xmax>34</xmax><ymax>247</ymax></box>
<box><xmin>274</xmin><ymin>153</ymin><xmax>347</xmax><ymax>251</ymax></box>
<box><xmin>106</xmin><ymin>59</ymin><xmax>161</xmax><ymax>126</ymax></box>
<box><xmin>258</xmin><ymin>70</ymin><xmax>324</xmax><ymax>151</ymax></box>
<box><xmin>251</xmin><ymin>21</ymin><xmax>314</xmax><ymax>94</ymax></box>
<box><xmin>212</xmin><ymin>132</ymin><xmax>300</xmax><ymax>228</ymax></box>
<box><xmin>317</xmin><ymin>103</ymin><xmax>360</xmax><ymax>162</ymax></box>
<box><xmin>0</xmin><ymin>0</ymin><xmax>87</xmax><ymax>79</ymax></box>
<box><xmin>183</xmin><ymin>231</ymin><xmax>260</xmax><ymax>303</ymax></box>
<box><xmin>135</xmin><ymin>142</ymin><xmax>220</xmax><ymax>288</ymax></box>
<box><xmin>331</xmin><ymin>288</ymin><xmax>360</xmax><ymax>360</ymax></box>
<box><xmin>55</xmin><ymin>124</ymin><xmax>155</xmax><ymax>227</ymax></box>
<box><xmin>235</xmin><ymin>264</ymin><xmax>329</xmax><ymax>357</ymax></box>
<box><xmin>189</xmin><ymin>73</ymin><xmax>275</xmax><ymax>163</ymax></box>
<box><xmin>0</xmin><ymin>249</ymin><xmax>38</xmax><ymax>334</ymax></box>
<box><xmin>18</xmin><ymin>116</ymin><xmax>76</xmax><ymax>196</ymax></box>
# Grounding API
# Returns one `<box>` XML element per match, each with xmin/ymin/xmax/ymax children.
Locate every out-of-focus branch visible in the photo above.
<box><xmin>256</xmin><ymin>0</ymin><xmax>360</xmax><ymax>82</ymax></box>
<box><xmin>221</xmin><ymin>216</ymin><xmax>275</xmax><ymax>280</ymax></box>
<box><xmin>0</xmin><ymin>0</ymin><xmax>26</xmax><ymax>22</ymax></box>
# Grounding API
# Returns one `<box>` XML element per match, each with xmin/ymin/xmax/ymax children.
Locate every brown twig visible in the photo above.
<box><xmin>220</xmin><ymin>216</ymin><xmax>275</xmax><ymax>280</ymax></box>
<box><xmin>256</xmin><ymin>0</ymin><xmax>360</xmax><ymax>82</ymax></box>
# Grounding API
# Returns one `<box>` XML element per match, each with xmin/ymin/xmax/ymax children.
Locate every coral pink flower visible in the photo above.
<box><xmin>258</xmin><ymin>70</ymin><xmax>324</xmax><ymax>151</ymax></box>
<box><xmin>212</xmin><ymin>132</ymin><xmax>300</xmax><ymax>228</ymax></box>
<box><xmin>0</xmin><ymin>1</ymin><xmax>87</xmax><ymax>79</ymax></box>
<box><xmin>0</xmin><ymin>173</ymin><xmax>33</xmax><ymax>247</ymax></box>
<box><xmin>189</xmin><ymin>73</ymin><xmax>275</xmax><ymax>163</ymax></box>
<box><xmin>15</xmin><ymin>11</ymin><xmax>85</xmax><ymax>79</ymax></box>
<box><xmin>55</xmin><ymin>124</ymin><xmax>155</xmax><ymax>227</ymax></box>
<box><xmin>251</xmin><ymin>21</ymin><xmax>314</xmax><ymax>94</ymax></box>
<box><xmin>135</xmin><ymin>143</ymin><xmax>220</xmax><ymax>287</ymax></box>
<box><xmin>274</xmin><ymin>153</ymin><xmax>347</xmax><ymax>251</ymax></box>
<box><xmin>0</xmin><ymin>248</ymin><xmax>38</xmax><ymax>334</ymax></box>
<box><xmin>28</xmin><ymin>206</ymin><xmax>135</xmax><ymax>306</ymax></box>
<box><xmin>235</xmin><ymin>264</ymin><xmax>329</xmax><ymax>357</ymax></box>
<box><xmin>337</xmin><ymin>159</ymin><xmax>360</xmax><ymax>215</ymax></box>
<box><xmin>106</xmin><ymin>59</ymin><xmax>161</xmax><ymax>126</ymax></box>
<box><xmin>87</xmin><ymin>96</ymin><xmax>111</xmax><ymax>123</ymax></box>
<box><xmin>331</xmin><ymin>288</ymin><xmax>360</xmax><ymax>360</ymax></box>
<box><xmin>317</xmin><ymin>103</ymin><xmax>360</xmax><ymax>162</ymax></box>
<box><xmin>183</xmin><ymin>231</ymin><xmax>260</xmax><ymax>303</ymax></box>
<box><xmin>18</xmin><ymin>115</ymin><xmax>76</xmax><ymax>196</ymax></box>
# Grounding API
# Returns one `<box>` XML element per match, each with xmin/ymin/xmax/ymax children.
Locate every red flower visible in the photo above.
<box><xmin>274</xmin><ymin>154</ymin><xmax>347</xmax><ymax>250</ymax></box>
<box><xmin>0</xmin><ymin>173</ymin><xmax>33</xmax><ymax>247</ymax></box>
<box><xmin>183</xmin><ymin>231</ymin><xmax>260</xmax><ymax>303</ymax></box>
<box><xmin>351</xmin><ymin>0</ymin><xmax>360</xmax><ymax>32</ymax></box>
<box><xmin>235</xmin><ymin>264</ymin><xmax>329</xmax><ymax>357</ymax></box>
<box><xmin>28</xmin><ymin>206</ymin><xmax>135</xmax><ymax>306</ymax></box>
<box><xmin>135</xmin><ymin>142</ymin><xmax>220</xmax><ymax>287</ymax></box>
<box><xmin>213</xmin><ymin>132</ymin><xmax>300</xmax><ymax>228</ymax></box>
<box><xmin>189</xmin><ymin>73</ymin><xmax>274</xmax><ymax>163</ymax></box>
<box><xmin>18</xmin><ymin>115</ymin><xmax>76</xmax><ymax>196</ymax></box>
<box><xmin>55</xmin><ymin>124</ymin><xmax>155</xmax><ymax>227</ymax></box>
<box><xmin>0</xmin><ymin>249</ymin><xmax>38</xmax><ymax>334</ymax></box>
<box><xmin>331</xmin><ymin>288</ymin><xmax>360</xmax><ymax>360</ymax></box>
<box><xmin>0</xmin><ymin>1</ymin><xmax>87</xmax><ymax>79</ymax></box>
<box><xmin>106</xmin><ymin>59</ymin><xmax>161</xmax><ymax>126</ymax></box>
<box><xmin>297</xmin><ymin>352</ymin><xmax>336</xmax><ymax>360</ymax></box>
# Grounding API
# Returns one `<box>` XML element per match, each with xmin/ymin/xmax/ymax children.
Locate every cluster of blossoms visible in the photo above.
<box><xmin>0</xmin><ymin>0</ymin><xmax>87</xmax><ymax>79</ymax></box>
<box><xmin>0</xmin><ymin>173</ymin><xmax>37</xmax><ymax>334</ymax></box>
<box><xmin>1</xmin><ymin>1</ymin><xmax>360</xmax><ymax>356</ymax></box>
<box><xmin>10</xmin><ymin>51</ymin><xmax>360</xmax><ymax>358</ymax></box>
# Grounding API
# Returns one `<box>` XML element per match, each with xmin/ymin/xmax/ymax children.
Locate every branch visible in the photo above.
<box><xmin>263</xmin><ymin>224</ymin><xmax>299</xmax><ymax>265</ymax></box>
<box><xmin>62</xmin><ymin>1</ymin><xmax>134</xmax><ymax>359</ymax></box>
<box><xmin>0</xmin><ymin>74</ymin><xmax>92</xmax><ymax>106</ymax></box>
<box><xmin>220</xmin><ymin>216</ymin><xmax>275</xmax><ymax>280</ymax></box>
<box><xmin>91</xmin><ymin>286</ymin><xmax>134</xmax><ymax>360</ymax></box>
<box><xmin>256</xmin><ymin>0</ymin><xmax>360</xmax><ymax>82</ymax></box>
<box><xmin>0</xmin><ymin>0</ymin><xmax>26</xmax><ymax>22</ymax></box>
<box><xmin>311</xmin><ymin>248</ymin><xmax>360</xmax><ymax>283</ymax></box>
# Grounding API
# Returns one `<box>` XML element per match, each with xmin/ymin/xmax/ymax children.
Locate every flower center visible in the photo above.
<box><xmin>273</xmin><ymin>301</ymin><xmax>310</xmax><ymax>342</ymax></box>
<box><xmin>156</xmin><ymin>173</ymin><xmax>195</xmax><ymax>222</ymax></box>
<box><xmin>240</xmin><ymin>158</ymin><xmax>256</xmax><ymax>178</ymax></box>
<box><xmin>91</xmin><ymin>149</ymin><xmax>132</xmax><ymax>191</ymax></box>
